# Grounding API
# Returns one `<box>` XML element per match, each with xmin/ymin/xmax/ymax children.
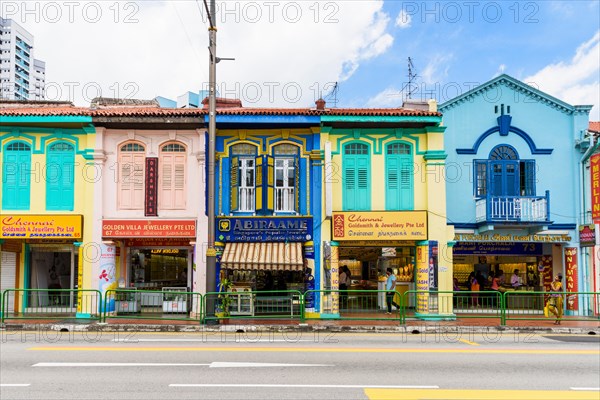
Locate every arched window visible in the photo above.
<box><xmin>159</xmin><ymin>142</ymin><xmax>186</xmax><ymax>210</ymax></box>
<box><xmin>46</xmin><ymin>142</ymin><xmax>75</xmax><ymax>210</ymax></box>
<box><xmin>474</xmin><ymin>144</ymin><xmax>535</xmax><ymax>197</ymax></box>
<box><xmin>230</xmin><ymin>143</ymin><xmax>258</xmax><ymax>212</ymax></box>
<box><xmin>2</xmin><ymin>141</ymin><xmax>31</xmax><ymax>210</ymax></box>
<box><xmin>343</xmin><ymin>142</ymin><xmax>370</xmax><ymax>211</ymax></box>
<box><xmin>118</xmin><ymin>141</ymin><xmax>146</xmax><ymax>210</ymax></box>
<box><xmin>273</xmin><ymin>144</ymin><xmax>299</xmax><ymax>213</ymax></box>
<box><xmin>385</xmin><ymin>142</ymin><xmax>413</xmax><ymax>210</ymax></box>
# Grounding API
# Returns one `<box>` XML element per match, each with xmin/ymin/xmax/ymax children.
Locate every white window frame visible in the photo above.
<box><xmin>238</xmin><ymin>157</ymin><xmax>255</xmax><ymax>212</ymax></box>
<box><xmin>274</xmin><ymin>157</ymin><xmax>295</xmax><ymax>212</ymax></box>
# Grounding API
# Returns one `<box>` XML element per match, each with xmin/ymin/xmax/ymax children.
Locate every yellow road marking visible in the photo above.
<box><xmin>27</xmin><ymin>346</ymin><xmax>599</xmax><ymax>355</ymax></box>
<box><xmin>458</xmin><ymin>339</ymin><xmax>479</xmax><ymax>346</ymax></box>
<box><xmin>365</xmin><ymin>389</ymin><xmax>600</xmax><ymax>400</ymax></box>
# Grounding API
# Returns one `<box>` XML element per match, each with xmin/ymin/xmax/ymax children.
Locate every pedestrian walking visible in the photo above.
<box><xmin>385</xmin><ymin>268</ymin><xmax>400</xmax><ymax>314</ymax></box>
<box><xmin>546</xmin><ymin>275</ymin><xmax>564</xmax><ymax>325</ymax></box>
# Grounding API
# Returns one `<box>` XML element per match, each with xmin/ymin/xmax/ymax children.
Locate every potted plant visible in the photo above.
<box><xmin>216</xmin><ymin>277</ymin><xmax>233</xmax><ymax>319</ymax></box>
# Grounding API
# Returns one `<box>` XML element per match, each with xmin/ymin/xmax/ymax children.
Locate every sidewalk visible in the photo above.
<box><xmin>1</xmin><ymin>316</ymin><xmax>598</xmax><ymax>334</ymax></box>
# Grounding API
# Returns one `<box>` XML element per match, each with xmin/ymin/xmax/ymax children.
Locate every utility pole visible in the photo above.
<box><xmin>206</xmin><ymin>0</ymin><xmax>217</xmax><ymax>307</ymax></box>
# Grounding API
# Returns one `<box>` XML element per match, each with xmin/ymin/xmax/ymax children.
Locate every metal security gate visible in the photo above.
<box><xmin>1</xmin><ymin>251</ymin><xmax>17</xmax><ymax>312</ymax></box>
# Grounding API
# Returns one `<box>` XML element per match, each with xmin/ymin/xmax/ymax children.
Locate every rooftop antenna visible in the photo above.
<box><xmin>323</xmin><ymin>82</ymin><xmax>339</xmax><ymax>108</ymax></box>
<box><xmin>407</xmin><ymin>57</ymin><xmax>417</xmax><ymax>100</ymax></box>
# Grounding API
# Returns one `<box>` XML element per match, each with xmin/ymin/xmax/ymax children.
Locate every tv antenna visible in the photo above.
<box><xmin>398</xmin><ymin>57</ymin><xmax>418</xmax><ymax>101</ymax></box>
<box><xmin>323</xmin><ymin>82</ymin><xmax>339</xmax><ymax>108</ymax></box>
<box><xmin>406</xmin><ymin>57</ymin><xmax>417</xmax><ymax>100</ymax></box>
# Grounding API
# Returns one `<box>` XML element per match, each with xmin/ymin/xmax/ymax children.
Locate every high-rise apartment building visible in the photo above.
<box><xmin>0</xmin><ymin>18</ymin><xmax>46</xmax><ymax>100</ymax></box>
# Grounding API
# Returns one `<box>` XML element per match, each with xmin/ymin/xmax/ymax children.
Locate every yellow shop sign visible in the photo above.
<box><xmin>332</xmin><ymin>211</ymin><xmax>427</xmax><ymax>241</ymax></box>
<box><xmin>1</xmin><ymin>215</ymin><xmax>83</xmax><ymax>239</ymax></box>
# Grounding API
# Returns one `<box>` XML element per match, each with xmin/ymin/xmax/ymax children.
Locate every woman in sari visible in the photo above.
<box><xmin>547</xmin><ymin>275</ymin><xmax>564</xmax><ymax>325</ymax></box>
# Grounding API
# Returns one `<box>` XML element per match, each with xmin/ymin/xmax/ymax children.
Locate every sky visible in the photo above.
<box><xmin>3</xmin><ymin>1</ymin><xmax>599</xmax><ymax>119</ymax></box>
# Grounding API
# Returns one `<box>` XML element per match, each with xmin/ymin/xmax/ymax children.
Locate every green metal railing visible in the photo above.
<box><xmin>303</xmin><ymin>290</ymin><xmax>402</xmax><ymax>322</ymax></box>
<box><xmin>402</xmin><ymin>290</ymin><xmax>504</xmax><ymax>324</ymax></box>
<box><xmin>203</xmin><ymin>290</ymin><xmax>304</xmax><ymax>323</ymax></box>
<box><xmin>103</xmin><ymin>289</ymin><xmax>203</xmax><ymax>323</ymax></box>
<box><xmin>503</xmin><ymin>291</ymin><xmax>600</xmax><ymax>324</ymax></box>
<box><xmin>1</xmin><ymin>288</ymin><xmax>598</xmax><ymax>326</ymax></box>
<box><xmin>1</xmin><ymin>289</ymin><xmax>102</xmax><ymax>323</ymax></box>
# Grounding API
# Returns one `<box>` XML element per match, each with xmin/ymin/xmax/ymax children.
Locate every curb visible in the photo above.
<box><xmin>1</xmin><ymin>323</ymin><xmax>599</xmax><ymax>335</ymax></box>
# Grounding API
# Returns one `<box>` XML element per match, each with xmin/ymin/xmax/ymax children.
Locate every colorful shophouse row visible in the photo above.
<box><xmin>441</xmin><ymin>74</ymin><xmax>595</xmax><ymax>315</ymax></box>
<box><xmin>318</xmin><ymin>101</ymin><xmax>455</xmax><ymax>318</ymax></box>
<box><xmin>0</xmin><ymin>102</ymin><xmax>96</xmax><ymax>315</ymax></box>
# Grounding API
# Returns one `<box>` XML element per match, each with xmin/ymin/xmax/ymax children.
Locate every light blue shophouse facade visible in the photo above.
<box><xmin>440</xmin><ymin>75</ymin><xmax>593</xmax><ymax>313</ymax></box>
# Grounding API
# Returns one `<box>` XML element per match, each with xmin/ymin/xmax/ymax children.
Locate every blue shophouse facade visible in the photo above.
<box><xmin>441</xmin><ymin>75</ymin><xmax>593</xmax><ymax>313</ymax></box>
<box><xmin>208</xmin><ymin>105</ymin><xmax>323</xmax><ymax>314</ymax></box>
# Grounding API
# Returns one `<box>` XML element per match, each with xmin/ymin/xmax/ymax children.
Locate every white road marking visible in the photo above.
<box><xmin>0</xmin><ymin>384</ymin><xmax>31</xmax><ymax>387</ymax></box>
<box><xmin>208</xmin><ymin>362</ymin><xmax>333</xmax><ymax>368</ymax></box>
<box><xmin>32</xmin><ymin>362</ymin><xmax>332</xmax><ymax>368</ymax></box>
<box><xmin>169</xmin><ymin>384</ymin><xmax>439</xmax><ymax>389</ymax></box>
<box><xmin>112</xmin><ymin>338</ymin><xmax>314</xmax><ymax>343</ymax></box>
<box><xmin>33</xmin><ymin>363</ymin><xmax>210</xmax><ymax>367</ymax></box>
<box><xmin>570</xmin><ymin>387</ymin><xmax>600</xmax><ymax>391</ymax></box>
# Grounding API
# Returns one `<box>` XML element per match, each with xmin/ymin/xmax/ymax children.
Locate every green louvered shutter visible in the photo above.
<box><xmin>2</xmin><ymin>142</ymin><xmax>31</xmax><ymax>210</ymax></box>
<box><xmin>343</xmin><ymin>156</ymin><xmax>357</xmax><ymax>210</ymax></box>
<box><xmin>356</xmin><ymin>156</ymin><xmax>370</xmax><ymax>210</ymax></box>
<box><xmin>386</xmin><ymin>156</ymin><xmax>399</xmax><ymax>210</ymax></box>
<box><xmin>46</xmin><ymin>143</ymin><xmax>75</xmax><ymax>210</ymax></box>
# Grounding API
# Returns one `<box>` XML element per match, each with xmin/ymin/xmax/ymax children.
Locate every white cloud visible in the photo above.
<box><xmin>524</xmin><ymin>31</ymin><xmax>600</xmax><ymax>119</ymax></box>
<box><xmin>18</xmin><ymin>0</ymin><xmax>393</xmax><ymax>107</ymax></box>
<box><xmin>494</xmin><ymin>64</ymin><xmax>507</xmax><ymax>77</ymax></box>
<box><xmin>395</xmin><ymin>10</ymin><xmax>412</xmax><ymax>29</ymax></box>
<box><xmin>366</xmin><ymin>87</ymin><xmax>404</xmax><ymax>108</ymax></box>
<box><xmin>421</xmin><ymin>54</ymin><xmax>453</xmax><ymax>84</ymax></box>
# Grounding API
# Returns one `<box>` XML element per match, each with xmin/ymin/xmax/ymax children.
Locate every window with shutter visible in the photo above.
<box><xmin>159</xmin><ymin>142</ymin><xmax>186</xmax><ymax>210</ymax></box>
<box><xmin>118</xmin><ymin>142</ymin><xmax>145</xmax><ymax>210</ymax></box>
<box><xmin>343</xmin><ymin>142</ymin><xmax>370</xmax><ymax>211</ymax></box>
<box><xmin>385</xmin><ymin>143</ymin><xmax>413</xmax><ymax>210</ymax></box>
<box><xmin>273</xmin><ymin>144</ymin><xmax>299</xmax><ymax>213</ymax></box>
<box><xmin>2</xmin><ymin>141</ymin><xmax>31</xmax><ymax>210</ymax></box>
<box><xmin>46</xmin><ymin>142</ymin><xmax>75</xmax><ymax>210</ymax></box>
<box><xmin>230</xmin><ymin>144</ymin><xmax>258</xmax><ymax>213</ymax></box>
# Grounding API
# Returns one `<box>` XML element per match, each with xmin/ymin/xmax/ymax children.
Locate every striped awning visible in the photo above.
<box><xmin>220</xmin><ymin>242</ymin><xmax>304</xmax><ymax>271</ymax></box>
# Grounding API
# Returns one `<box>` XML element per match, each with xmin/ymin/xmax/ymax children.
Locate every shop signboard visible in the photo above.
<box><xmin>454</xmin><ymin>233</ymin><xmax>571</xmax><ymax>243</ymax></box>
<box><xmin>541</xmin><ymin>255</ymin><xmax>553</xmax><ymax>294</ymax></box>
<box><xmin>99</xmin><ymin>244</ymin><xmax>117</xmax><ymax>313</ymax></box>
<box><xmin>216</xmin><ymin>217</ymin><xmax>312</xmax><ymax>242</ymax></box>
<box><xmin>453</xmin><ymin>242</ymin><xmax>543</xmax><ymax>255</ymax></box>
<box><xmin>591</xmin><ymin>153</ymin><xmax>600</xmax><ymax>223</ymax></box>
<box><xmin>428</xmin><ymin>241</ymin><xmax>438</xmax><ymax>289</ymax></box>
<box><xmin>564</xmin><ymin>248</ymin><xmax>578</xmax><ymax>311</ymax></box>
<box><xmin>1</xmin><ymin>215</ymin><xmax>83</xmax><ymax>239</ymax></box>
<box><xmin>102</xmin><ymin>220</ymin><xmax>196</xmax><ymax>238</ymax></box>
<box><xmin>77</xmin><ymin>246</ymin><xmax>83</xmax><ymax>314</ymax></box>
<box><xmin>332</xmin><ymin>211</ymin><xmax>427</xmax><ymax>241</ymax></box>
<box><xmin>579</xmin><ymin>225</ymin><xmax>596</xmax><ymax>247</ymax></box>
<box><xmin>415</xmin><ymin>244</ymin><xmax>429</xmax><ymax>315</ymax></box>
<box><xmin>125</xmin><ymin>238</ymin><xmax>192</xmax><ymax>247</ymax></box>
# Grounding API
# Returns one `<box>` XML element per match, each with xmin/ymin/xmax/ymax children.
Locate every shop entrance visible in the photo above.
<box><xmin>128</xmin><ymin>248</ymin><xmax>191</xmax><ymax>291</ymax></box>
<box><xmin>28</xmin><ymin>246</ymin><xmax>76</xmax><ymax>309</ymax></box>
<box><xmin>453</xmin><ymin>255</ymin><xmax>542</xmax><ymax>291</ymax></box>
<box><xmin>335</xmin><ymin>246</ymin><xmax>416</xmax><ymax>311</ymax></box>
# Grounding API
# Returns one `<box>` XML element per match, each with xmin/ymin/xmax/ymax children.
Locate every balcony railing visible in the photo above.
<box><xmin>476</xmin><ymin>190</ymin><xmax>550</xmax><ymax>223</ymax></box>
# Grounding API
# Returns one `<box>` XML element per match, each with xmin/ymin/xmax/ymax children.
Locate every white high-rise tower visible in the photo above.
<box><xmin>0</xmin><ymin>18</ymin><xmax>46</xmax><ymax>100</ymax></box>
